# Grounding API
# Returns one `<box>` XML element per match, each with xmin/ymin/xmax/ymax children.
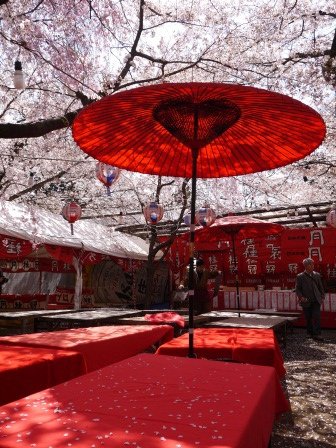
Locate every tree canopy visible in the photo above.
<box><xmin>0</xmin><ymin>0</ymin><xmax>335</xmax><ymax>229</ymax></box>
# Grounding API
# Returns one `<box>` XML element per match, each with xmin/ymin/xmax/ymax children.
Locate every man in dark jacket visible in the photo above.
<box><xmin>295</xmin><ymin>258</ymin><xmax>325</xmax><ymax>342</ymax></box>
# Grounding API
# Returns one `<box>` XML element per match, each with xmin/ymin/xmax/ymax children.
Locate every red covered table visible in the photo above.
<box><xmin>0</xmin><ymin>325</ymin><xmax>173</xmax><ymax>372</ymax></box>
<box><xmin>0</xmin><ymin>353</ymin><xmax>290</xmax><ymax>448</ymax></box>
<box><xmin>0</xmin><ymin>344</ymin><xmax>86</xmax><ymax>406</ymax></box>
<box><xmin>156</xmin><ymin>328</ymin><xmax>286</xmax><ymax>377</ymax></box>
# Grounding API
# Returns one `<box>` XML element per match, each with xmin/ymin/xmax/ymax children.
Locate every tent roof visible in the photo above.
<box><xmin>0</xmin><ymin>200</ymin><xmax>156</xmax><ymax>261</ymax></box>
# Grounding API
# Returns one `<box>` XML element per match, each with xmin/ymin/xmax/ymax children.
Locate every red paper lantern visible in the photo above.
<box><xmin>62</xmin><ymin>202</ymin><xmax>82</xmax><ymax>235</ymax></box>
<box><xmin>96</xmin><ymin>162</ymin><xmax>120</xmax><ymax>195</ymax></box>
<box><xmin>143</xmin><ymin>201</ymin><xmax>164</xmax><ymax>225</ymax></box>
<box><xmin>195</xmin><ymin>206</ymin><xmax>216</xmax><ymax>227</ymax></box>
<box><xmin>326</xmin><ymin>208</ymin><xmax>336</xmax><ymax>228</ymax></box>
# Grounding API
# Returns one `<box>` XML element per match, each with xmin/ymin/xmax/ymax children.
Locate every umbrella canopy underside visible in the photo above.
<box><xmin>72</xmin><ymin>82</ymin><xmax>326</xmax><ymax>179</ymax></box>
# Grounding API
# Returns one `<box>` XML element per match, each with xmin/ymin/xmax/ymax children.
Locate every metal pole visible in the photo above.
<box><xmin>230</xmin><ymin>232</ymin><xmax>241</xmax><ymax>317</ymax></box>
<box><xmin>188</xmin><ymin>106</ymin><xmax>199</xmax><ymax>358</ymax></box>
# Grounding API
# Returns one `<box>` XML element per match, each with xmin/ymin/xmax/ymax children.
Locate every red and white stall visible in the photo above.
<box><xmin>0</xmin><ymin>200</ymin><xmax>165</xmax><ymax>310</ymax></box>
<box><xmin>165</xmin><ymin>221</ymin><xmax>336</xmax><ymax>328</ymax></box>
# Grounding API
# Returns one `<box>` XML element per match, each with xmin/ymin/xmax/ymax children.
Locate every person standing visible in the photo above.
<box><xmin>181</xmin><ymin>259</ymin><xmax>221</xmax><ymax>315</ymax></box>
<box><xmin>295</xmin><ymin>258</ymin><xmax>325</xmax><ymax>342</ymax></box>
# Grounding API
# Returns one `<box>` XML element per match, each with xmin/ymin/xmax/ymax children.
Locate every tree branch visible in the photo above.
<box><xmin>8</xmin><ymin>169</ymin><xmax>68</xmax><ymax>201</ymax></box>
<box><xmin>112</xmin><ymin>0</ymin><xmax>145</xmax><ymax>91</ymax></box>
<box><xmin>17</xmin><ymin>0</ymin><xmax>46</xmax><ymax>17</ymax></box>
<box><xmin>7</xmin><ymin>156</ymin><xmax>88</xmax><ymax>200</ymax></box>
<box><xmin>0</xmin><ymin>110</ymin><xmax>80</xmax><ymax>139</ymax></box>
<box><xmin>330</xmin><ymin>27</ymin><xmax>336</xmax><ymax>57</ymax></box>
<box><xmin>283</xmin><ymin>50</ymin><xmax>328</xmax><ymax>65</ymax></box>
<box><xmin>319</xmin><ymin>10</ymin><xmax>336</xmax><ymax>19</ymax></box>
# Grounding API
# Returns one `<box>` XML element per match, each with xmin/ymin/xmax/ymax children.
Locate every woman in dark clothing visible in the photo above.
<box><xmin>181</xmin><ymin>259</ymin><xmax>221</xmax><ymax>315</ymax></box>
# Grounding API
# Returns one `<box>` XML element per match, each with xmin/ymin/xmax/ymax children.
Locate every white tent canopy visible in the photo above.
<box><xmin>0</xmin><ymin>200</ymin><xmax>158</xmax><ymax>261</ymax></box>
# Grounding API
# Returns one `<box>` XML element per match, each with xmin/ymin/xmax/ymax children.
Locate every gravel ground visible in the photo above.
<box><xmin>272</xmin><ymin>327</ymin><xmax>336</xmax><ymax>447</ymax></box>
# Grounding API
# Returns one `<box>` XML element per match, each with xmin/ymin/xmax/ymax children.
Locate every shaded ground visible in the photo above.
<box><xmin>272</xmin><ymin>327</ymin><xmax>336</xmax><ymax>447</ymax></box>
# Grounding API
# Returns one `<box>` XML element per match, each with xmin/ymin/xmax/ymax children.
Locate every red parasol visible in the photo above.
<box><xmin>72</xmin><ymin>83</ymin><xmax>325</xmax><ymax>178</ymax></box>
<box><xmin>195</xmin><ymin>216</ymin><xmax>284</xmax><ymax>315</ymax></box>
<box><xmin>196</xmin><ymin>215</ymin><xmax>284</xmax><ymax>240</ymax></box>
<box><xmin>72</xmin><ymin>82</ymin><xmax>325</xmax><ymax>357</ymax></box>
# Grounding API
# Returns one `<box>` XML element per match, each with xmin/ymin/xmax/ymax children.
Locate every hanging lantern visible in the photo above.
<box><xmin>96</xmin><ymin>162</ymin><xmax>120</xmax><ymax>195</ymax></box>
<box><xmin>326</xmin><ymin>208</ymin><xmax>336</xmax><ymax>228</ymax></box>
<box><xmin>118</xmin><ymin>210</ymin><xmax>124</xmax><ymax>225</ymax></box>
<box><xmin>28</xmin><ymin>172</ymin><xmax>35</xmax><ymax>187</ymax></box>
<box><xmin>14</xmin><ymin>60</ymin><xmax>25</xmax><ymax>89</ymax></box>
<box><xmin>62</xmin><ymin>201</ymin><xmax>82</xmax><ymax>235</ymax></box>
<box><xmin>143</xmin><ymin>201</ymin><xmax>164</xmax><ymax>225</ymax></box>
<box><xmin>195</xmin><ymin>206</ymin><xmax>216</xmax><ymax>227</ymax></box>
<box><xmin>183</xmin><ymin>213</ymin><xmax>191</xmax><ymax>226</ymax></box>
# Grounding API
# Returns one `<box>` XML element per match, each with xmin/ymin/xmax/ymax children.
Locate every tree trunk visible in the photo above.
<box><xmin>72</xmin><ymin>257</ymin><xmax>83</xmax><ymax>310</ymax></box>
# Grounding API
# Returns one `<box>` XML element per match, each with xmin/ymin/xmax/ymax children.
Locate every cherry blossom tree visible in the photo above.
<box><xmin>0</xmin><ymin>0</ymin><xmax>335</xmax><ymax>225</ymax></box>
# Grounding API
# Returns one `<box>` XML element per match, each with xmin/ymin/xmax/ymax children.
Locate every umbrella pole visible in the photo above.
<box><xmin>187</xmin><ymin>154</ymin><xmax>197</xmax><ymax>358</ymax></box>
<box><xmin>231</xmin><ymin>233</ymin><xmax>241</xmax><ymax>317</ymax></box>
<box><xmin>187</xmin><ymin>109</ymin><xmax>199</xmax><ymax>359</ymax></box>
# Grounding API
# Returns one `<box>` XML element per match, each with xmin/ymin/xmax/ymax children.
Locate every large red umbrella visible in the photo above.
<box><xmin>195</xmin><ymin>216</ymin><xmax>284</xmax><ymax>316</ymax></box>
<box><xmin>72</xmin><ymin>82</ymin><xmax>325</xmax><ymax>357</ymax></box>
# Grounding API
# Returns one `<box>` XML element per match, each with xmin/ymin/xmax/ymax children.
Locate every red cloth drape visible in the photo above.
<box><xmin>44</xmin><ymin>244</ymin><xmax>76</xmax><ymax>264</ymax></box>
<box><xmin>0</xmin><ymin>325</ymin><xmax>174</xmax><ymax>372</ymax></box>
<box><xmin>0</xmin><ymin>234</ymin><xmax>33</xmax><ymax>259</ymax></box>
<box><xmin>156</xmin><ymin>328</ymin><xmax>286</xmax><ymax>377</ymax></box>
<box><xmin>0</xmin><ymin>353</ymin><xmax>290</xmax><ymax>447</ymax></box>
<box><xmin>144</xmin><ymin>311</ymin><xmax>185</xmax><ymax>327</ymax></box>
<box><xmin>0</xmin><ymin>345</ymin><xmax>86</xmax><ymax>406</ymax></box>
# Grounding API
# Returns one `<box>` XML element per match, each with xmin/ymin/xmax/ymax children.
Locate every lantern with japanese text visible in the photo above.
<box><xmin>326</xmin><ymin>208</ymin><xmax>336</xmax><ymax>228</ymax></box>
<box><xmin>62</xmin><ymin>201</ymin><xmax>82</xmax><ymax>235</ymax></box>
<box><xmin>195</xmin><ymin>206</ymin><xmax>216</xmax><ymax>227</ymax></box>
<box><xmin>96</xmin><ymin>162</ymin><xmax>120</xmax><ymax>196</ymax></box>
<box><xmin>143</xmin><ymin>201</ymin><xmax>164</xmax><ymax>225</ymax></box>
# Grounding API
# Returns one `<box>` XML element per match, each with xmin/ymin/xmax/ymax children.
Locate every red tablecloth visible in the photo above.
<box><xmin>144</xmin><ymin>311</ymin><xmax>186</xmax><ymax>327</ymax></box>
<box><xmin>0</xmin><ymin>345</ymin><xmax>86</xmax><ymax>406</ymax></box>
<box><xmin>0</xmin><ymin>325</ymin><xmax>173</xmax><ymax>372</ymax></box>
<box><xmin>156</xmin><ymin>328</ymin><xmax>286</xmax><ymax>377</ymax></box>
<box><xmin>0</xmin><ymin>353</ymin><xmax>290</xmax><ymax>448</ymax></box>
